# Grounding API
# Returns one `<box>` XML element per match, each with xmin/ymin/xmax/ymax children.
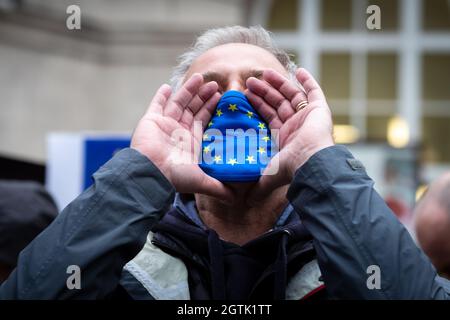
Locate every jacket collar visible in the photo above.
<box><xmin>173</xmin><ymin>193</ymin><xmax>295</xmax><ymax>229</ymax></box>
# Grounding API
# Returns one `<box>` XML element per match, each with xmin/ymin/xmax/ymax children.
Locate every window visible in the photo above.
<box><xmin>367</xmin><ymin>53</ymin><xmax>397</xmax><ymax>100</ymax></box>
<box><xmin>423</xmin><ymin>0</ymin><xmax>450</xmax><ymax>31</ymax></box>
<box><xmin>422</xmin><ymin>53</ymin><xmax>450</xmax><ymax>163</ymax></box>
<box><xmin>423</xmin><ymin>54</ymin><xmax>450</xmax><ymax>100</ymax></box>
<box><xmin>333</xmin><ymin>115</ymin><xmax>351</xmax><ymax>125</ymax></box>
<box><xmin>367</xmin><ymin>0</ymin><xmax>399</xmax><ymax>31</ymax></box>
<box><xmin>367</xmin><ymin>115</ymin><xmax>390</xmax><ymax>142</ymax></box>
<box><xmin>321</xmin><ymin>0</ymin><xmax>352</xmax><ymax>30</ymax></box>
<box><xmin>320</xmin><ymin>53</ymin><xmax>351</xmax><ymax>99</ymax></box>
<box><xmin>267</xmin><ymin>0</ymin><xmax>298</xmax><ymax>31</ymax></box>
<box><xmin>423</xmin><ymin>117</ymin><xmax>450</xmax><ymax>162</ymax></box>
<box><xmin>267</xmin><ymin>0</ymin><xmax>450</xmax><ymax>150</ymax></box>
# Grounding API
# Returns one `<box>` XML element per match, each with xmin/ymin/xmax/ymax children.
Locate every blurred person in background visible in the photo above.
<box><xmin>1</xmin><ymin>26</ymin><xmax>449</xmax><ymax>300</ymax></box>
<box><xmin>0</xmin><ymin>180</ymin><xmax>58</xmax><ymax>283</ymax></box>
<box><xmin>415</xmin><ymin>172</ymin><xmax>450</xmax><ymax>280</ymax></box>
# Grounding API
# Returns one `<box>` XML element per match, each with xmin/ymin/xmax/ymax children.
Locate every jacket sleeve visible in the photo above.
<box><xmin>287</xmin><ymin>145</ymin><xmax>450</xmax><ymax>299</ymax></box>
<box><xmin>0</xmin><ymin>148</ymin><xmax>175</xmax><ymax>299</ymax></box>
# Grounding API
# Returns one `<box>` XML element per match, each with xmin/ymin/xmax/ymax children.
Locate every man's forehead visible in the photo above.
<box><xmin>186</xmin><ymin>43</ymin><xmax>288</xmax><ymax>77</ymax></box>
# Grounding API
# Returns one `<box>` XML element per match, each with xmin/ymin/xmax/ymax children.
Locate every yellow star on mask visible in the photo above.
<box><xmin>228</xmin><ymin>104</ymin><xmax>238</xmax><ymax>112</ymax></box>
<box><xmin>216</xmin><ymin>109</ymin><xmax>223</xmax><ymax>117</ymax></box>
<box><xmin>246</xmin><ymin>155</ymin><xmax>256</xmax><ymax>164</ymax></box>
<box><xmin>203</xmin><ymin>133</ymin><xmax>209</xmax><ymax>140</ymax></box>
<box><xmin>203</xmin><ymin>146</ymin><xmax>211</xmax><ymax>154</ymax></box>
<box><xmin>262</xmin><ymin>136</ymin><xmax>270</xmax><ymax>142</ymax></box>
<box><xmin>227</xmin><ymin>158</ymin><xmax>238</xmax><ymax>166</ymax></box>
<box><xmin>246</xmin><ymin>111</ymin><xmax>253</xmax><ymax>119</ymax></box>
<box><xmin>258</xmin><ymin>122</ymin><xmax>266</xmax><ymax>130</ymax></box>
<box><xmin>258</xmin><ymin>147</ymin><xmax>266</xmax><ymax>155</ymax></box>
<box><xmin>213</xmin><ymin>155</ymin><xmax>222</xmax><ymax>164</ymax></box>
<box><xmin>208</xmin><ymin>121</ymin><xmax>213</xmax><ymax>127</ymax></box>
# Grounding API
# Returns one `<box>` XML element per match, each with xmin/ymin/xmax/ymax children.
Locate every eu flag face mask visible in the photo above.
<box><xmin>199</xmin><ymin>90</ymin><xmax>276</xmax><ymax>182</ymax></box>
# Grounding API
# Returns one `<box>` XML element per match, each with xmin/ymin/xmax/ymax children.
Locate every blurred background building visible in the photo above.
<box><xmin>0</xmin><ymin>0</ymin><xmax>449</xmax><ymax>222</ymax></box>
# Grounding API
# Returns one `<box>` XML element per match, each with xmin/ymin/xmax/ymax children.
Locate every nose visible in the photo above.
<box><xmin>227</xmin><ymin>79</ymin><xmax>245</xmax><ymax>93</ymax></box>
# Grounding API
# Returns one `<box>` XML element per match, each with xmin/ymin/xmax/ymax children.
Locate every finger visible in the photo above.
<box><xmin>278</xmin><ymin>112</ymin><xmax>304</xmax><ymax>146</ymax></box>
<box><xmin>246</xmin><ymin>154</ymin><xmax>289</xmax><ymax>205</ymax></box>
<box><xmin>194</xmin><ymin>92</ymin><xmax>221</xmax><ymax>130</ymax></box>
<box><xmin>246</xmin><ymin>77</ymin><xmax>293</xmax><ymax>122</ymax></box>
<box><xmin>263</xmin><ymin>69</ymin><xmax>308</xmax><ymax>111</ymax></box>
<box><xmin>145</xmin><ymin>84</ymin><xmax>171</xmax><ymax>116</ymax></box>
<box><xmin>188</xmin><ymin>81</ymin><xmax>219</xmax><ymax>115</ymax></box>
<box><xmin>245</xmin><ymin>89</ymin><xmax>284</xmax><ymax>129</ymax></box>
<box><xmin>296</xmin><ymin>68</ymin><xmax>326</xmax><ymax>104</ymax></box>
<box><xmin>180</xmin><ymin>81</ymin><xmax>219</xmax><ymax>128</ymax></box>
<box><xmin>164</xmin><ymin>73</ymin><xmax>203</xmax><ymax>120</ymax></box>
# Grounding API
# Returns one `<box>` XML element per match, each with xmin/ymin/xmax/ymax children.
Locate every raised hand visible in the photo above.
<box><xmin>131</xmin><ymin>74</ymin><xmax>234</xmax><ymax>203</ymax></box>
<box><xmin>245</xmin><ymin>68</ymin><xmax>334</xmax><ymax>203</ymax></box>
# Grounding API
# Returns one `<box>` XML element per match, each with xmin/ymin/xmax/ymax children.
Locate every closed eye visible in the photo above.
<box><xmin>202</xmin><ymin>71</ymin><xmax>228</xmax><ymax>93</ymax></box>
<box><xmin>202</xmin><ymin>69</ymin><xmax>264</xmax><ymax>92</ymax></box>
<box><xmin>241</xmin><ymin>69</ymin><xmax>264</xmax><ymax>81</ymax></box>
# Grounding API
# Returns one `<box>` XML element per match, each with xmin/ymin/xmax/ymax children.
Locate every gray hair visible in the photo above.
<box><xmin>170</xmin><ymin>25</ymin><xmax>298</xmax><ymax>91</ymax></box>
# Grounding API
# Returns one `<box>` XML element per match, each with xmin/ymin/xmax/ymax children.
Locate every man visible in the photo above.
<box><xmin>0</xmin><ymin>181</ymin><xmax>58</xmax><ymax>283</ymax></box>
<box><xmin>1</xmin><ymin>26</ymin><xmax>449</xmax><ymax>299</ymax></box>
<box><xmin>415</xmin><ymin>172</ymin><xmax>450</xmax><ymax>280</ymax></box>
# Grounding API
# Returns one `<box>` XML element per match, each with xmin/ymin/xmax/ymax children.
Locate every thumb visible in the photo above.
<box><xmin>246</xmin><ymin>155</ymin><xmax>290</xmax><ymax>206</ymax></box>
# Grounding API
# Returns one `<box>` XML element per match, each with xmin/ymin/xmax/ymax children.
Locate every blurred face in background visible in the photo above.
<box><xmin>415</xmin><ymin>183</ymin><xmax>450</xmax><ymax>280</ymax></box>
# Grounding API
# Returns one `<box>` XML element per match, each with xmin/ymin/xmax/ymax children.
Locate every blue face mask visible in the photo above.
<box><xmin>199</xmin><ymin>90</ymin><xmax>276</xmax><ymax>182</ymax></box>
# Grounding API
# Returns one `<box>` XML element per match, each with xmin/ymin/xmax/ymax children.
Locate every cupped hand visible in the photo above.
<box><xmin>245</xmin><ymin>68</ymin><xmax>334</xmax><ymax>203</ymax></box>
<box><xmin>131</xmin><ymin>74</ymin><xmax>234</xmax><ymax>203</ymax></box>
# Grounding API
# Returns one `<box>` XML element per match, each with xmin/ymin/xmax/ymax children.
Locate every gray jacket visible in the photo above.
<box><xmin>1</xmin><ymin>145</ymin><xmax>449</xmax><ymax>299</ymax></box>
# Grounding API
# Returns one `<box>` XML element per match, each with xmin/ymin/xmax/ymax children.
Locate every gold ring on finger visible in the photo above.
<box><xmin>295</xmin><ymin>101</ymin><xmax>308</xmax><ymax>112</ymax></box>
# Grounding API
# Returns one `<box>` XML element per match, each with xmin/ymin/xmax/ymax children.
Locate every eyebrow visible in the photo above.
<box><xmin>202</xmin><ymin>71</ymin><xmax>228</xmax><ymax>88</ymax></box>
<box><xmin>240</xmin><ymin>69</ymin><xmax>264</xmax><ymax>81</ymax></box>
<box><xmin>202</xmin><ymin>69</ymin><xmax>264</xmax><ymax>89</ymax></box>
